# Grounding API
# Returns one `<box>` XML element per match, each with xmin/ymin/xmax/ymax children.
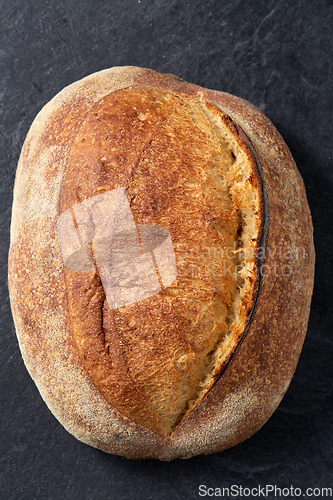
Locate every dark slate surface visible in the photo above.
<box><xmin>1</xmin><ymin>1</ymin><xmax>332</xmax><ymax>499</ymax></box>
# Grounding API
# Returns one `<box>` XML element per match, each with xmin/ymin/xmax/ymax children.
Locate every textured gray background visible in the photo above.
<box><xmin>1</xmin><ymin>0</ymin><xmax>332</xmax><ymax>499</ymax></box>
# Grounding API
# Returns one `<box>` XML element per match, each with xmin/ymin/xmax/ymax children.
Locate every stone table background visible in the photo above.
<box><xmin>1</xmin><ymin>1</ymin><xmax>332</xmax><ymax>498</ymax></box>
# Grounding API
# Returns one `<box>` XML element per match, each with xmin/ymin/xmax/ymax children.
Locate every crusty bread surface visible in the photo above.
<box><xmin>8</xmin><ymin>67</ymin><xmax>315</xmax><ymax>460</ymax></box>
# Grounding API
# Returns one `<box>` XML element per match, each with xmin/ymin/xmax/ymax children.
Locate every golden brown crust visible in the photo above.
<box><xmin>8</xmin><ymin>67</ymin><xmax>315</xmax><ymax>460</ymax></box>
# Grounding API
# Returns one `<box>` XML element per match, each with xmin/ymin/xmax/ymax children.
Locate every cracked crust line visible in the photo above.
<box><xmin>59</xmin><ymin>84</ymin><xmax>263</xmax><ymax>437</ymax></box>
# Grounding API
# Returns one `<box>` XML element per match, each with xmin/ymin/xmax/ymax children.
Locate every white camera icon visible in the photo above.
<box><xmin>57</xmin><ymin>188</ymin><xmax>177</xmax><ymax>310</ymax></box>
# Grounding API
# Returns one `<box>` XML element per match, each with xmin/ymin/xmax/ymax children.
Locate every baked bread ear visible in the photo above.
<box><xmin>8</xmin><ymin>67</ymin><xmax>315</xmax><ymax>460</ymax></box>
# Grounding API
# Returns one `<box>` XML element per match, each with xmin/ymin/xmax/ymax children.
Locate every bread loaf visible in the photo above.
<box><xmin>8</xmin><ymin>67</ymin><xmax>315</xmax><ymax>460</ymax></box>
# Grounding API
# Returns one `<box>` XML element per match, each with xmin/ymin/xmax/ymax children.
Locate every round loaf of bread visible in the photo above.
<box><xmin>8</xmin><ymin>67</ymin><xmax>315</xmax><ymax>460</ymax></box>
